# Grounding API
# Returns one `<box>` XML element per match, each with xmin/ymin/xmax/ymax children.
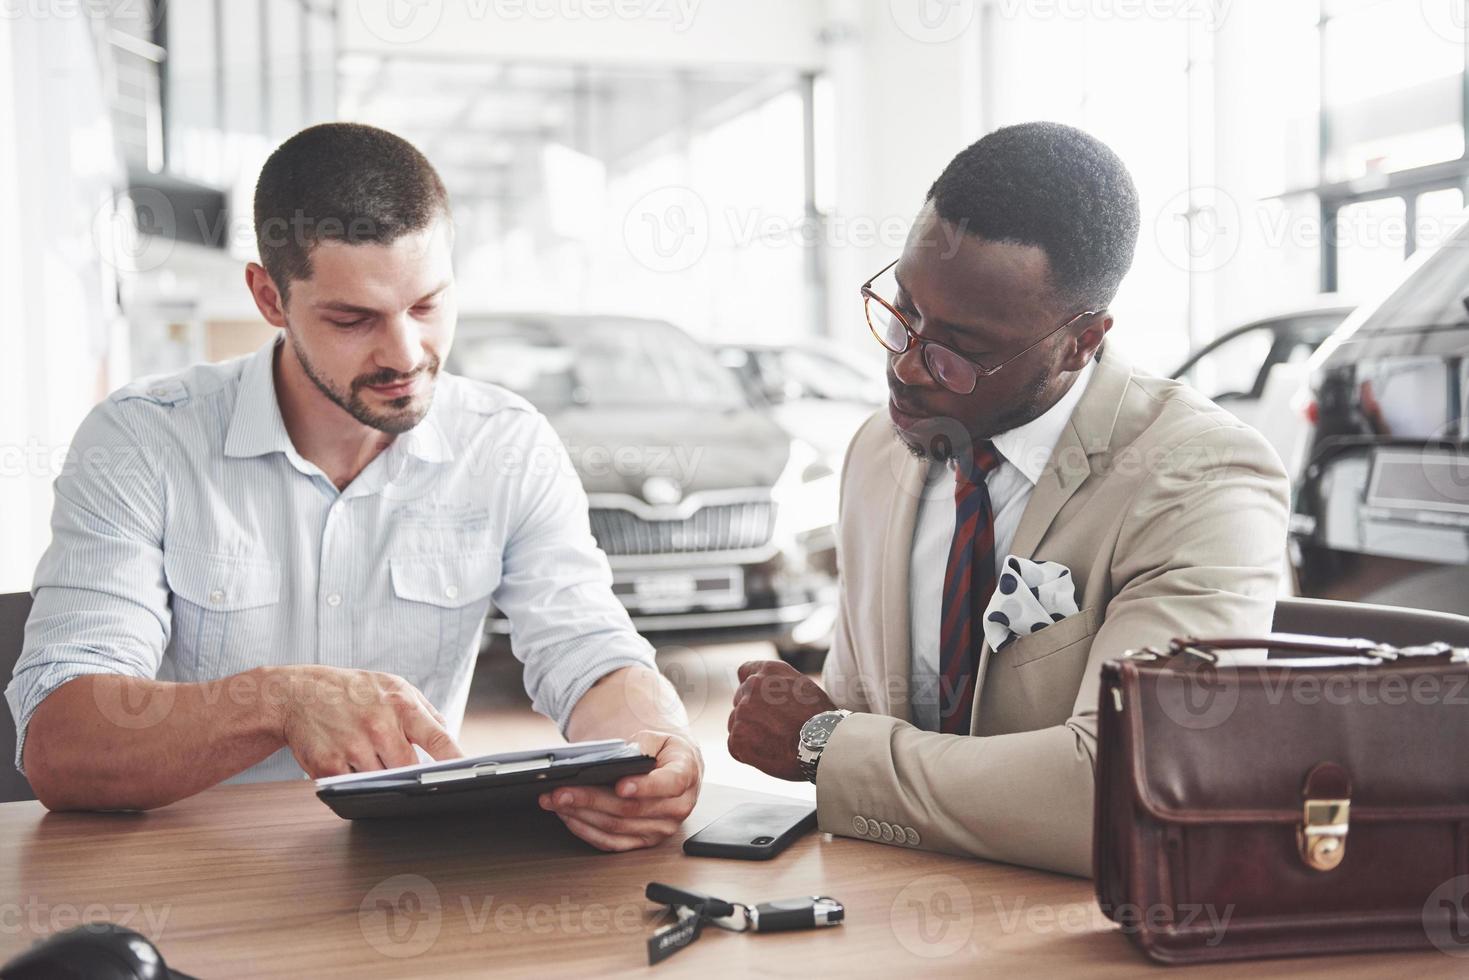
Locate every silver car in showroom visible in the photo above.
<box><xmin>448</xmin><ymin>313</ymin><xmax>839</xmax><ymax>663</ymax></box>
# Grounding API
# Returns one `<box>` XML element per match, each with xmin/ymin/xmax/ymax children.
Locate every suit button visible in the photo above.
<box><xmin>906</xmin><ymin>827</ymin><xmax>921</xmax><ymax>846</ymax></box>
<box><xmin>853</xmin><ymin>816</ymin><xmax>868</xmax><ymax>836</ymax></box>
<box><xmin>879</xmin><ymin>821</ymin><xmax>893</xmax><ymax>841</ymax></box>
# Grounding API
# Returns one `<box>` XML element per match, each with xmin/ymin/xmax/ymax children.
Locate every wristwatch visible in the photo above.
<box><xmin>797</xmin><ymin>709</ymin><xmax>851</xmax><ymax>782</ymax></box>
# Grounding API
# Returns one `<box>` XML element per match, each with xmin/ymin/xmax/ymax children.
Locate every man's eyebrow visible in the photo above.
<box><xmin>314</xmin><ymin>281</ymin><xmax>450</xmax><ymax>316</ymax></box>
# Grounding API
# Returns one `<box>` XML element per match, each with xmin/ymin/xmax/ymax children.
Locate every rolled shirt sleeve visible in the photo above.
<box><xmin>493</xmin><ymin>414</ymin><xmax>657</xmax><ymax>734</ymax></box>
<box><xmin>6</xmin><ymin>397</ymin><xmax>171</xmax><ymax>773</ymax></box>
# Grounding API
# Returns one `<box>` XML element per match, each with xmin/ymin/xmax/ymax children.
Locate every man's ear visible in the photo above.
<box><xmin>1060</xmin><ymin>313</ymin><xmax>1112</xmax><ymax>372</ymax></box>
<box><xmin>245</xmin><ymin>263</ymin><xmax>288</xmax><ymax>329</ymax></box>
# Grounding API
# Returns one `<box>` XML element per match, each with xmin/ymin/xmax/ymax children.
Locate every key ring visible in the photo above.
<box><xmin>644</xmin><ymin>882</ymin><xmax>844</xmax><ymax>965</ymax></box>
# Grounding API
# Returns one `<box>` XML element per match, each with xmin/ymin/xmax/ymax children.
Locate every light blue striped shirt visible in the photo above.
<box><xmin>7</xmin><ymin>336</ymin><xmax>656</xmax><ymax>783</ymax></box>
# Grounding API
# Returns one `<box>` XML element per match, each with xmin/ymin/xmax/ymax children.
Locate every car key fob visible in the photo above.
<box><xmin>748</xmin><ymin>896</ymin><xmax>845</xmax><ymax>932</ymax></box>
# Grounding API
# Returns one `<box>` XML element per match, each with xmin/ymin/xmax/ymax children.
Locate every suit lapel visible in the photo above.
<box><xmin>967</xmin><ymin>349</ymin><xmax>1134</xmax><ymax>733</ymax></box>
<box><xmin>881</xmin><ymin>439</ymin><xmax>926</xmax><ymax>722</ymax></box>
<box><xmin>1007</xmin><ymin>350</ymin><xmax>1132</xmax><ymax>560</ymax></box>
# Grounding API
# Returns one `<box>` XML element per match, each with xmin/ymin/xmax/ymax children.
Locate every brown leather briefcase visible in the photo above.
<box><xmin>1094</xmin><ymin>632</ymin><xmax>1469</xmax><ymax>964</ymax></box>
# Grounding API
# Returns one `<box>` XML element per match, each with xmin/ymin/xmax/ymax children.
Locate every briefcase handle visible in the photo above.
<box><xmin>1128</xmin><ymin>632</ymin><xmax>1466</xmax><ymax>663</ymax></box>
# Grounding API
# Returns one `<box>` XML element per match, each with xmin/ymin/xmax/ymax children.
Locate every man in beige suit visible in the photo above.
<box><xmin>726</xmin><ymin>122</ymin><xmax>1288</xmax><ymax>877</ymax></box>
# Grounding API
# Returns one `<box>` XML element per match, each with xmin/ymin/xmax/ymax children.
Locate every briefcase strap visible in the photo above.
<box><xmin>1125</xmin><ymin>631</ymin><xmax>1468</xmax><ymax>664</ymax></box>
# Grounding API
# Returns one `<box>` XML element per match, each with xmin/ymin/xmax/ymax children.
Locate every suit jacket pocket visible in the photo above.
<box><xmin>1001</xmin><ymin>606</ymin><xmax>1102</xmax><ymax>667</ymax></box>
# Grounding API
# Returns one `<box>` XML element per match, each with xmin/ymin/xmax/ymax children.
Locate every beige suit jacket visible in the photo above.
<box><xmin>816</xmin><ymin>347</ymin><xmax>1290</xmax><ymax>876</ymax></box>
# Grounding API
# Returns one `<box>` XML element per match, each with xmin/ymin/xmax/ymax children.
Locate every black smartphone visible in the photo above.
<box><xmin>682</xmin><ymin>802</ymin><xmax>817</xmax><ymax>860</ymax></box>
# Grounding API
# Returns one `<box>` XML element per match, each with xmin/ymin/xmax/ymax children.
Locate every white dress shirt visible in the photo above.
<box><xmin>8</xmin><ymin>336</ymin><xmax>656</xmax><ymax>782</ymax></box>
<box><xmin>908</xmin><ymin>359</ymin><xmax>1096</xmax><ymax>732</ymax></box>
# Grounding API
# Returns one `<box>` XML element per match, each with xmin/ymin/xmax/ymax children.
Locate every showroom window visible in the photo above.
<box><xmin>1317</xmin><ymin>0</ymin><xmax>1469</xmax><ymax>295</ymax></box>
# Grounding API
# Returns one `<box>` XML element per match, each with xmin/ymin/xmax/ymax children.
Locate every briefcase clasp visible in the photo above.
<box><xmin>1297</xmin><ymin>798</ymin><xmax>1350</xmax><ymax>872</ymax></box>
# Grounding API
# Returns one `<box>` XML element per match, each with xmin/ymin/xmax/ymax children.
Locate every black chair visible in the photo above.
<box><xmin>0</xmin><ymin>591</ymin><xmax>36</xmax><ymax>803</ymax></box>
<box><xmin>1273</xmin><ymin>596</ymin><xmax>1469</xmax><ymax>648</ymax></box>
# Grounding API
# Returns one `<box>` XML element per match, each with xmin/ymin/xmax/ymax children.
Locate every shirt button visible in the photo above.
<box><xmin>326</xmin><ymin>593</ymin><xmax>342</xmax><ymax>607</ymax></box>
<box><xmin>444</xmin><ymin>585</ymin><xmax>459</xmax><ymax>600</ymax></box>
<box><xmin>853</xmin><ymin>816</ymin><xmax>868</xmax><ymax>836</ymax></box>
<box><xmin>208</xmin><ymin>589</ymin><xmax>225</xmax><ymax>604</ymax></box>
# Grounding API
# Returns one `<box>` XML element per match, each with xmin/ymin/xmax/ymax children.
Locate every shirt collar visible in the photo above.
<box><xmin>224</xmin><ymin>336</ymin><xmax>296</xmax><ymax>460</ymax></box>
<box><xmin>990</xmin><ymin>357</ymin><xmax>1098</xmax><ymax>486</ymax></box>
<box><xmin>223</xmin><ymin>334</ymin><xmax>454</xmax><ymax>466</ymax></box>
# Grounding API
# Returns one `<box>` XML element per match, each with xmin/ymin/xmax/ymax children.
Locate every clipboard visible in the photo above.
<box><xmin>314</xmin><ymin>739</ymin><xmax>657</xmax><ymax>820</ymax></box>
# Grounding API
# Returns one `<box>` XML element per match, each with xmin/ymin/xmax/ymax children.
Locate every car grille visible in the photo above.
<box><xmin>590</xmin><ymin>501</ymin><xmax>777</xmax><ymax>556</ymax></box>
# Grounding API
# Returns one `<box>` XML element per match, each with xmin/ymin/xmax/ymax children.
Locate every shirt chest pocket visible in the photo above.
<box><xmin>164</xmin><ymin>550</ymin><xmax>282</xmax><ymax>679</ymax></box>
<box><xmin>387</xmin><ymin>551</ymin><xmax>502</xmax><ymax>678</ymax></box>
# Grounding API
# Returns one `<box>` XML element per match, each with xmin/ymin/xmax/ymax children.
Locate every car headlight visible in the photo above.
<box><xmin>772</xmin><ymin>439</ymin><xmax>839</xmax><ymax>540</ymax></box>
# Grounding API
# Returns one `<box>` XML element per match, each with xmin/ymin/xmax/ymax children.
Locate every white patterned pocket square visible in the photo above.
<box><xmin>982</xmin><ymin>554</ymin><xmax>1079</xmax><ymax>650</ymax></box>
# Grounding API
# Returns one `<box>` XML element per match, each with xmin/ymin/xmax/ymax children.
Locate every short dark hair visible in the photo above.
<box><xmin>926</xmin><ymin>121</ymin><xmax>1139</xmax><ymax>311</ymax></box>
<box><xmin>253</xmin><ymin>122</ymin><xmax>450</xmax><ymax>301</ymax></box>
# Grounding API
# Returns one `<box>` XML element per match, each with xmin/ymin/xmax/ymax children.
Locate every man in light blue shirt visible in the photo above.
<box><xmin>7</xmin><ymin>123</ymin><xmax>701</xmax><ymax>852</ymax></box>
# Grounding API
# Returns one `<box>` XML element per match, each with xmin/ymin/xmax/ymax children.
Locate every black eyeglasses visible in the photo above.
<box><xmin>861</xmin><ymin>258</ymin><xmax>1105</xmax><ymax>395</ymax></box>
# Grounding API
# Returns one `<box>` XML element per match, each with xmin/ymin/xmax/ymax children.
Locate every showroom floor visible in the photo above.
<box><xmin>458</xmin><ymin>640</ymin><xmax>815</xmax><ymax>804</ymax></box>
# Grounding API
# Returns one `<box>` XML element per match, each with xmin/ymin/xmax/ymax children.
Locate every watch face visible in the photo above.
<box><xmin>801</xmin><ymin>712</ymin><xmax>842</xmax><ymax>748</ymax></box>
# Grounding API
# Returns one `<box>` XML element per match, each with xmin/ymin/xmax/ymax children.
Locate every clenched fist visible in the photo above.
<box><xmin>726</xmin><ymin>659</ymin><xmax>836</xmax><ymax>781</ymax></box>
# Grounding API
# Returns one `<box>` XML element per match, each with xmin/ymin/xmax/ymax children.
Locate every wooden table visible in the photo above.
<box><xmin>0</xmin><ymin>781</ymin><xmax>1454</xmax><ymax>978</ymax></box>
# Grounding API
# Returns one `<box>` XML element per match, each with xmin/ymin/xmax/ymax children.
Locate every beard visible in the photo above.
<box><xmin>286</xmin><ymin>329</ymin><xmax>440</xmax><ymax>435</ymax></box>
<box><xmin>893</xmin><ymin>367</ymin><xmax>1051</xmax><ymax>463</ymax></box>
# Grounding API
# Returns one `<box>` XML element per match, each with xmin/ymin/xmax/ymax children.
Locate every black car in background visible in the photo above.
<box><xmin>448</xmin><ymin>314</ymin><xmax>839</xmax><ymax>661</ymax></box>
<box><xmin>1291</xmin><ymin>226</ymin><xmax>1469</xmax><ymax>613</ymax></box>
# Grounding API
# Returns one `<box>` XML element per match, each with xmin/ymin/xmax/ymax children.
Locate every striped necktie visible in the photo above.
<box><xmin>938</xmin><ymin>440</ymin><xmax>1003</xmax><ymax>736</ymax></box>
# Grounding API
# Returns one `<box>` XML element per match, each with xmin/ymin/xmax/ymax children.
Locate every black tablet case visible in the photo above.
<box><xmin>316</xmin><ymin>750</ymin><xmax>657</xmax><ymax>820</ymax></box>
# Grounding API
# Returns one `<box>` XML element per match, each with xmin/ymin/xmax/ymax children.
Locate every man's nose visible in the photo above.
<box><xmin>891</xmin><ymin>343</ymin><xmax>937</xmax><ymax>389</ymax></box>
<box><xmin>378</xmin><ymin>314</ymin><xmax>423</xmax><ymax>375</ymax></box>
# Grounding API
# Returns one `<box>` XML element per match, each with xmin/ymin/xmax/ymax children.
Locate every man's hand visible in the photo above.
<box><xmin>727</xmin><ymin>659</ymin><xmax>836</xmax><ymax>781</ymax></box>
<box><xmin>538</xmin><ymin>730</ymin><xmax>702</xmax><ymax>852</ymax></box>
<box><xmin>271</xmin><ymin>665</ymin><xmax>464</xmax><ymax>777</ymax></box>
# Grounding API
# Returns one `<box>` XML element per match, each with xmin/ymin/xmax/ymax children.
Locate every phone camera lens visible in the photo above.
<box><xmin>751</xmin><ymin>836</ymin><xmax>774</xmax><ymax>845</ymax></box>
